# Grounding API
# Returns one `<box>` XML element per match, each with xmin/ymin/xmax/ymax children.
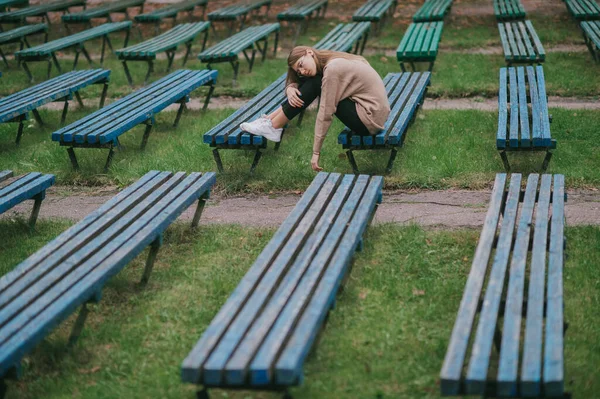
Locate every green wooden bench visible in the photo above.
<box><xmin>0</xmin><ymin>170</ymin><xmax>54</xmax><ymax>230</ymax></box>
<box><xmin>198</xmin><ymin>23</ymin><xmax>279</xmax><ymax>84</ymax></box>
<box><xmin>563</xmin><ymin>0</ymin><xmax>600</xmax><ymax>20</ymax></box>
<box><xmin>413</xmin><ymin>0</ymin><xmax>453</xmax><ymax>22</ymax></box>
<box><xmin>0</xmin><ymin>23</ymin><xmax>47</xmax><ymax>67</ymax></box>
<box><xmin>135</xmin><ymin>0</ymin><xmax>209</xmax><ymax>34</ymax></box>
<box><xmin>277</xmin><ymin>0</ymin><xmax>328</xmax><ymax>44</ymax></box>
<box><xmin>15</xmin><ymin>21</ymin><xmax>131</xmax><ymax>82</ymax></box>
<box><xmin>0</xmin><ymin>0</ymin><xmax>85</xmax><ymax>26</ymax></box>
<box><xmin>62</xmin><ymin>0</ymin><xmax>145</xmax><ymax>28</ymax></box>
<box><xmin>0</xmin><ymin>0</ymin><xmax>28</xmax><ymax>13</ymax></box>
<box><xmin>315</xmin><ymin>21</ymin><xmax>371</xmax><ymax>56</ymax></box>
<box><xmin>581</xmin><ymin>20</ymin><xmax>600</xmax><ymax>62</ymax></box>
<box><xmin>441</xmin><ymin>173</ymin><xmax>566</xmax><ymax>398</ymax></box>
<box><xmin>494</xmin><ymin>0</ymin><xmax>526</xmax><ymax>20</ymax></box>
<box><xmin>352</xmin><ymin>0</ymin><xmax>396</xmax><ymax>35</ymax></box>
<box><xmin>498</xmin><ymin>20</ymin><xmax>545</xmax><ymax>65</ymax></box>
<box><xmin>117</xmin><ymin>22</ymin><xmax>210</xmax><ymax>85</ymax></box>
<box><xmin>208</xmin><ymin>0</ymin><xmax>272</xmax><ymax>36</ymax></box>
<box><xmin>396</xmin><ymin>21</ymin><xmax>443</xmax><ymax>71</ymax></box>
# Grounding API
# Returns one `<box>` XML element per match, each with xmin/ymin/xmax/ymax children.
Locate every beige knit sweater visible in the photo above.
<box><xmin>302</xmin><ymin>57</ymin><xmax>390</xmax><ymax>154</ymax></box>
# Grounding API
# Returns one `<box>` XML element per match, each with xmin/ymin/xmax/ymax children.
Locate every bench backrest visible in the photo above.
<box><xmin>15</xmin><ymin>22</ymin><xmax>132</xmax><ymax>57</ymax></box>
<box><xmin>313</xmin><ymin>21</ymin><xmax>370</xmax><ymax>52</ymax></box>
<box><xmin>182</xmin><ymin>172</ymin><xmax>383</xmax><ymax>386</ymax></box>
<box><xmin>116</xmin><ymin>22</ymin><xmax>210</xmax><ymax>58</ymax></box>
<box><xmin>0</xmin><ymin>170</ymin><xmax>215</xmax><ymax>378</ymax></box>
<box><xmin>498</xmin><ymin>20</ymin><xmax>545</xmax><ymax>63</ymax></box>
<box><xmin>413</xmin><ymin>0</ymin><xmax>452</xmax><ymax>22</ymax></box>
<box><xmin>0</xmin><ymin>23</ymin><xmax>46</xmax><ymax>44</ymax></box>
<box><xmin>0</xmin><ymin>69</ymin><xmax>110</xmax><ymax>123</ymax></box>
<box><xmin>352</xmin><ymin>0</ymin><xmax>395</xmax><ymax>21</ymax></box>
<box><xmin>497</xmin><ymin>65</ymin><xmax>552</xmax><ymax>149</ymax></box>
<box><xmin>493</xmin><ymin>0</ymin><xmax>526</xmax><ymax>20</ymax></box>
<box><xmin>62</xmin><ymin>0</ymin><xmax>144</xmax><ymax>21</ymax></box>
<box><xmin>135</xmin><ymin>0</ymin><xmax>207</xmax><ymax>21</ymax></box>
<box><xmin>198</xmin><ymin>23</ymin><xmax>279</xmax><ymax>61</ymax></box>
<box><xmin>396</xmin><ymin>21</ymin><xmax>443</xmax><ymax>60</ymax></box>
<box><xmin>0</xmin><ymin>172</ymin><xmax>55</xmax><ymax>214</ymax></box>
<box><xmin>208</xmin><ymin>0</ymin><xmax>271</xmax><ymax>19</ymax></box>
<box><xmin>441</xmin><ymin>173</ymin><xmax>565</xmax><ymax>398</ymax></box>
<box><xmin>0</xmin><ymin>0</ymin><xmax>84</xmax><ymax>20</ymax></box>
<box><xmin>52</xmin><ymin>69</ymin><xmax>217</xmax><ymax>145</ymax></box>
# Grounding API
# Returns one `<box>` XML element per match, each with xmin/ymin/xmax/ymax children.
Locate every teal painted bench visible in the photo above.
<box><xmin>117</xmin><ymin>22</ymin><xmax>210</xmax><ymax>85</ymax></box>
<box><xmin>0</xmin><ymin>23</ymin><xmax>47</xmax><ymax>67</ymax></box>
<box><xmin>0</xmin><ymin>170</ymin><xmax>216</xmax><ymax>398</ymax></box>
<box><xmin>62</xmin><ymin>0</ymin><xmax>145</xmax><ymax>28</ymax></box>
<box><xmin>0</xmin><ymin>69</ymin><xmax>110</xmax><ymax>145</ymax></box>
<box><xmin>52</xmin><ymin>69</ymin><xmax>217</xmax><ymax>171</ymax></box>
<box><xmin>182</xmin><ymin>172</ymin><xmax>383</xmax><ymax>397</ymax></box>
<box><xmin>413</xmin><ymin>0</ymin><xmax>453</xmax><ymax>22</ymax></box>
<box><xmin>494</xmin><ymin>0</ymin><xmax>526</xmax><ymax>20</ymax></box>
<box><xmin>497</xmin><ymin>66</ymin><xmax>555</xmax><ymax>171</ymax></box>
<box><xmin>203</xmin><ymin>23</ymin><xmax>370</xmax><ymax>173</ymax></box>
<box><xmin>563</xmin><ymin>0</ymin><xmax>600</xmax><ymax>20</ymax></box>
<box><xmin>498</xmin><ymin>20</ymin><xmax>545</xmax><ymax>65</ymax></box>
<box><xmin>277</xmin><ymin>0</ymin><xmax>328</xmax><ymax>44</ymax></box>
<box><xmin>0</xmin><ymin>0</ymin><xmax>85</xmax><ymax>25</ymax></box>
<box><xmin>581</xmin><ymin>20</ymin><xmax>600</xmax><ymax>62</ymax></box>
<box><xmin>0</xmin><ymin>0</ymin><xmax>28</xmax><ymax>12</ymax></box>
<box><xmin>198</xmin><ymin>22</ymin><xmax>279</xmax><ymax>84</ymax></box>
<box><xmin>352</xmin><ymin>0</ymin><xmax>396</xmax><ymax>35</ymax></box>
<box><xmin>441</xmin><ymin>173</ymin><xmax>566</xmax><ymax>398</ymax></box>
<box><xmin>0</xmin><ymin>170</ymin><xmax>54</xmax><ymax>229</ymax></box>
<box><xmin>208</xmin><ymin>0</ymin><xmax>272</xmax><ymax>36</ymax></box>
<box><xmin>15</xmin><ymin>21</ymin><xmax>131</xmax><ymax>82</ymax></box>
<box><xmin>338</xmin><ymin>71</ymin><xmax>430</xmax><ymax>174</ymax></box>
<box><xmin>135</xmin><ymin>0</ymin><xmax>209</xmax><ymax>34</ymax></box>
<box><xmin>397</xmin><ymin>21</ymin><xmax>443</xmax><ymax>71</ymax></box>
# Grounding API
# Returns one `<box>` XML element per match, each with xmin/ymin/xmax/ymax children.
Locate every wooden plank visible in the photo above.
<box><xmin>0</xmin><ymin>174</ymin><xmax>54</xmax><ymax>215</ymax></box>
<box><xmin>497</xmin><ymin>68</ymin><xmax>508</xmax><ymax>149</ymax></box>
<box><xmin>497</xmin><ymin>174</ymin><xmax>539</xmax><ymax>397</ymax></box>
<box><xmin>526</xmin><ymin>20</ymin><xmax>545</xmax><ymax>61</ymax></box>
<box><xmin>508</xmin><ymin>67</ymin><xmax>519</xmax><ymax>148</ymax></box>
<box><xmin>387</xmin><ymin>72</ymin><xmax>430</xmax><ymax>146</ymax></box>
<box><xmin>535</xmin><ymin>65</ymin><xmax>552</xmax><ymax>147</ymax></box>
<box><xmin>0</xmin><ymin>170</ymin><xmax>13</xmax><ymax>184</ymax></box>
<box><xmin>135</xmin><ymin>0</ymin><xmax>208</xmax><ymax>22</ymax></box>
<box><xmin>62</xmin><ymin>0</ymin><xmax>144</xmax><ymax>22</ymax></box>
<box><xmin>526</xmin><ymin>66</ymin><xmax>542</xmax><ymax>147</ymax></box>
<box><xmin>0</xmin><ymin>23</ymin><xmax>47</xmax><ymax>45</ymax></box>
<box><xmin>117</xmin><ymin>22</ymin><xmax>209</xmax><ymax>58</ymax></box>
<box><xmin>440</xmin><ymin>174</ymin><xmax>508</xmax><ymax>395</ymax></box>
<box><xmin>516</xmin><ymin>66</ymin><xmax>530</xmax><ymax>147</ymax></box>
<box><xmin>498</xmin><ymin>23</ymin><xmax>512</xmax><ymax>60</ymax></box>
<box><xmin>521</xmin><ymin>174</ymin><xmax>552</xmax><ymax>396</ymax></box>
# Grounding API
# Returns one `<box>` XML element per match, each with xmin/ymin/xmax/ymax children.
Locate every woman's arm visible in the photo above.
<box><xmin>313</xmin><ymin>74</ymin><xmax>341</xmax><ymax>155</ymax></box>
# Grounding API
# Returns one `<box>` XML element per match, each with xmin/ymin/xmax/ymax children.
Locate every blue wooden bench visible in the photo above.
<box><xmin>0</xmin><ymin>69</ymin><xmax>110</xmax><ymax>145</ymax></box>
<box><xmin>208</xmin><ymin>0</ymin><xmax>272</xmax><ymax>36</ymax></box>
<box><xmin>116</xmin><ymin>22</ymin><xmax>210</xmax><ymax>85</ymax></box>
<box><xmin>0</xmin><ymin>170</ymin><xmax>216</xmax><ymax>396</ymax></box>
<box><xmin>277</xmin><ymin>0</ymin><xmax>328</xmax><ymax>44</ymax></box>
<box><xmin>15</xmin><ymin>21</ymin><xmax>131</xmax><ymax>82</ymax></box>
<box><xmin>497</xmin><ymin>65</ymin><xmax>554</xmax><ymax>171</ymax></box>
<box><xmin>0</xmin><ymin>0</ymin><xmax>29</xmax><ymax>13</ymax></box>
<box><xmin>181</xmin><ymin>171</ymin><xmax>383</xmax><ymax>397</ymax></box>
<box><xmin>203</xmin><ymin>23</ymin><xmax>370</xmax><ymax>173</ymax></box>
<box><xmin>0</xmin><ymin>170</ymin><xmax>54</xmax><ymax>229</ymax></box>
<box><xmin>581</xmin><ymin>20</ymin><xmax>600</xmax><ymax>62</ymax></box>
<box><xmin>0</xmin><ymin>23</ymin><xmax>47</xmax><ymax>67</ymax></box>
<box><xmin>52</xmin><ymin>69</ymin><xmax>217</xmax><ymax>171</ymax></box>
<box><xmin>413</xmin><ymin>0</ymin><xmax>453</xmax><ymax>22</ymax></box>
<box><xmin>352</xmin><ymin>0</ymin><xmax>396</xmax><ymax>35</ymax></box>
<box><xmin>396</xmin><ymin>21</ymin><xmax>444</xmax><ymax>71</ymax></box>
<box><xmin>135</xmin><ymin>0</ymin><xmax>209</xmax><ymax>34</ymax></box>
<box><xmin>62</xmin><ymin>0</ymin><xmax>145</xmax><ymax>29</ymax></box>
<box><xmin>198</xmin><ymin>23</ymin><xmax>279</xmax><ymax>84</ymax></box>
<box><xmin>0</xmin><ymin>0</ymin><xmax>85</xmax><ymax>26</ymax></box>
<box><xmin>563</xmin><ymin>0</ymin><xmax>600</xmax><ymax>20</ymax></box>
<box><xmin>494</xmin><ymin>0</ymin><xmax>526</xmax><ymax>20</ymax></box>
<box><xmin>338</xmin><ymin>71</ymin><xmax>430</xmax><ymax>174</ymax></box>
<box><xmin>441</xmin><ymin>173</ymin><xmax>566</xmax><ymax>398</ymax></box>
<box><xmin>498</xmin><ymin>20</ymin><xmax>545</xmax><ymax>65</ymax></box>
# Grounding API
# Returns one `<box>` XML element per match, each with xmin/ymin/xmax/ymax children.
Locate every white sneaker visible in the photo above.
<box><xmin>240</xmin><ymin>116</ymin><xmax>283</xmax><ymax>142</ymax></box>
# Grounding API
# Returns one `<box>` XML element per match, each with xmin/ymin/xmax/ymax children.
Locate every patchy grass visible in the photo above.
<box><xmin>0</xmin><ymin>222</ymin><xmax>598</xmax><ymax>399</ymax></box>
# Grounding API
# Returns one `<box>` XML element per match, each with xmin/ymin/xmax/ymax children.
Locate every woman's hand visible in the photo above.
<box><xmin>311</xmin><ymin>153</ymin><xmax>323</xmax><ymax>172</ymax></box>
<box><xmin>286</xmin><ymin>87</ymin><xmax>304</xmax><ymax>108</ymax></box>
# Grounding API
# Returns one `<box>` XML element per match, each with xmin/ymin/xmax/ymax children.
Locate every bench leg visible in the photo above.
<box><xmin>200</xmin><ymin>28</ymin><xmax>209</xmax><ymax>53</ymax></box>
<box><xmin>203</xmin><ymin>84</ymin><xmax>215</xmax><ymax>111</ymax></box>
<box><xmin>182</xmin><ymin>42</ymin><xmax>192</xmax><ymax>66</ymax></box>
<box><xmin>260</xmin><ymin>38</ymin><xmax>268</xmax><ymax>63</ymax></box>
<box><xmin>31</xmin><ymin>109</ymin><xmax>44</xmax><ymax>127</ymax></box>
<box><xmin>122</xmin><ymin>29</ymin><xmax>130</xmax><ymax>48</ymax></box>
<box><xmin>273</xmin><ymin>30</ymin><xmax>279</xmax><ymax>57</ymax></box>
<box><xmin>15</xmin><ymin>118</ymin><xmax>25</xmax><ymax>146</ymax></box>
<box><xmin>0</xmin><ymin>379</ymin><xmax>6</xmax><ymax>399</ymax></box>
<box><xmin>140</xmin><ymin>121</ymin><xmax>154</xmax><ymax>150</ymax></box>
<box><xmin>166</xmin><ymin>51</ymin><xmax>176</xmax><ymax>72</ymax></box>
<box><xmin>122</xmin><ymin>60</ymin><xmax>134</xmax><ymax>86</ymax></box>
<box><xmin>293</xmin><ymin>22</ymin><xmax>302</xmax><ymax>47</ymax></box>
<box><xmin>99</xmin><ymin>82</ymin><xmax>108</xmax><ymax>108</ymax></box>
<box><xmin>28</xmin><ymin>191</ymin><xmax>45</xmax><ymax>230</ymax></box>
<box><xmin>250</xmin><ymin>148</ymin><xmax>262</xmax><ymax>174</ymax></box>
<box><xmin>230</xmin><ymin>60</ymin><xmax>240</xmax><ymax>85</ymax></box>
<box><xmin>346</xmin><ymin>150</ymin><xmax>360</xmax><ymax>175</ymax></box>
<box><xmin>60</xmin><ymin>99</ymin><xmax>69</xmax><ymax>125</ymax></box>
<box><xmin>141</xmin><ymin>235</ymin><xmax>162</xmax><ymax>285</ymax></box>
<box><xmin>499</xmin><ymin>150</ymin><xmax>510</xmax><ymax>172</ymax></box>
<box><xmin>102</xmin><ymin>145</ymin><xmax>115</xmax><ymax>172</ymax></box>
<box><xmin>68</xmin><ymin>303</ymin><xmax>90</xmax><ymax>346</ymax></box>
<box><xmin>386</xmin><ymin>148</ymin><xmax>398</xmax><ymax>174</ymax></box>
<box><xmin>360</xmin><ymin>31</ymin><xmax>369</xmax><ymax>55</ymax></box>
<box><xmin>212</xmin><ymin>148</ymin><xmax>224</xmax><ymax>173</ymax></box>
<box><xmin>80</xmin><ymin>46</ymin><xmax>94</xmax><ymax>67</ymax></box>
<box><xmin>191</xmin><ymin>195</ymin><xmax>208</xmax><ymax>229</ymax></box>
<box><xmin>541</xmin><ymin>150</ymin><xmax>553</xmax><ymax>172</ymax></box>
<box><xmin>100</xmin><ymin>35</ymin><xmax>107</xmax><ymax>66</ymax></box>
<box><xmin>0</xmin><ymin>48</ymin><xmax>8</xmax><ymax>68</ymax></box>
<box><xmin>74</xmin><ymin>91</ymin><xmax>84</xmax><ymax>108</ymax></box>
<box><xmin>73</xmin><ymin>49</ymin><xmax>81</xmax><ymax>70</ymax></box>
<box><xmin>173</xmin><ymin>100</ymin><xmax>187</xmax><ymax>127</ymax></box>
<box><xmin>144</xmin><ymin>61</ymin><xmax>154</xmax><ymax>85</ymax></box>
<box><xmin>67</xmin><ymin>147</ymin><xmax>80</xmax><ymax>170</ymax></box>
<box><xmin>21</xmin><ymin>61</ymin><xmax>33</xmax><ymax>82</ymax></box>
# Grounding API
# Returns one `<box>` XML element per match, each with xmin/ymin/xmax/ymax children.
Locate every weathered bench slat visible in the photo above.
<box><xmin>135</xmin><ymin>0</ymin><xmax>207</xmax><ymax>22</ymax></box>
<box><xmin>0</xmin><ymin>170</ymin><xmax>12</xmax><ymax>183</ymax></box>
<box><xmin>397</xmin><ymin>21</ymin><xmax>443</xmax><ymax>71</ymax></box>
<box><xmin>0</xmin><ymin>0</ymin><xmax>28</xmax><ymax>11</ymax></box>
<box><xmin>464</xmin><ymin>175</ymin><xmax>522</xmax><ymax>394</ymax></box>
<box><xmin>527</xmin><ymin>66</ymin><xmax>542</xmax><ymax>146</ymax></box>
<box><xmin>62</xmin><ymin>0</ymin><xmax>145</xmax><ymax>23</ymax></box>
<box><xmin>181</xmin><ymin>173</ymin><xmax>330</xmax><ymax>384</ymax></box>
<box><xmin>314</xmin><ymin>22</ymin><xmax>370</xmax><ymax>53</ymax></box>
<box><xmin>516</xmin><ymin>67</ymin><xmax>529</xmax><ymax>147</ymax></box>
<box><xmin>497</xmin><ymin>174</ymin><xmax>539</xmax><ymax>397</ymax></box>
<box><xmin>498</xmin><ymin>20</ymin><xmax>545</xmax><ymax>64</ymax></box>
<box><xmin>497</xmin><ymin>68</ymin><xmax>508</xmax><ymax>149</ymax></box>
<box><xmin>581</xmin><ymin>20</ymin><xmax>600</xmax><ymax>62</ymax></box>
<box><xmin>0</xmin><ymin>23</ymin><xmax>46</xmax><ymax>44</ymax></box>
<box><xmin>209</xmin><ymin>0</ymin><xmax>271</xmax><ymax>20</ymax></box>
<box><xmin>564</xmin><ymin>0</ymin><xmax>600</xmax><ymax>20</ymax></box>
<box><xmin>0</xmin><ymin>0</ymin><xmax>84</xmax><ymax>23</ymax></box>
<box><xmin>440</xmin><ymin>173</ymin><xmax>507</xmax><ymax>395</ymax></box>
<box><xmin>413</xmin><ymin>0</ymin><xmax>452</xmax><ymax>22</ymax></box>
<box><xmin>494</xmin><ymin>0</ymin><xmax>526</xmax><ymax>20</ymax></box>
<box><xmin>278</xmin><ymin>0</ymin><xmax>327</xmax><ymax>20</ymax></box>
<box><xmin>0</xmin><ymin>172</ymin><xmax>54</xmax><ymax>214</ymax></box>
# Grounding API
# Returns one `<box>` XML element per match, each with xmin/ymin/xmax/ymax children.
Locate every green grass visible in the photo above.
<box><xmin>0</xmin><ymin>221</ymin><xmax>598</xmax><ymax>398</ymax></box>
<box><xmin>1</xmin><ymin>107</ymin><xmax>599</xmax><ymax>193</ymax></box>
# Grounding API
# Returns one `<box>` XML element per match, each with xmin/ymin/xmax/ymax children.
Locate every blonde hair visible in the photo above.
<box><xmin>286</xmin><ymin>46</ymin><xmax>366</xmax><ymax>87</ymax></box>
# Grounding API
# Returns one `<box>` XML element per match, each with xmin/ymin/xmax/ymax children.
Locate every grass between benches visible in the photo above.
<box><xmin>0</xmin><ymin>221</ymin><xmax>598</xmax><ymax>399</ymax></box>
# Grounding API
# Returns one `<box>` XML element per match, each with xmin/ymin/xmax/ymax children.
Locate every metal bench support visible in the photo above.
<box><xmin>141</xmin><ymin>235</ymin><xmax>163</xmax><ymax>285</ymax></box>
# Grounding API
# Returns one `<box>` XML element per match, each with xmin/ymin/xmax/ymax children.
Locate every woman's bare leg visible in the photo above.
<box><xmin>266</xmin><ymin>106</ymin><xmax>289</xmax><ymax>129</ymax></box>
